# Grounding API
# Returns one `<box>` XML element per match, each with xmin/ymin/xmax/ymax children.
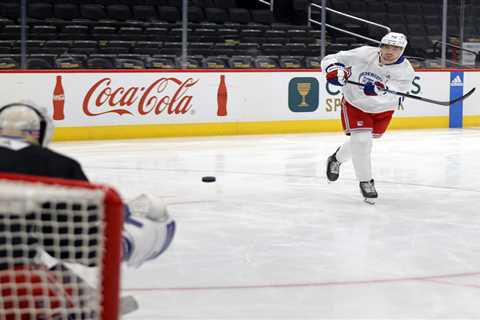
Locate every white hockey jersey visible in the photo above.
<box><xmin>321</xmin><ymin>46</ymin><xmax>415</xmax><ymax>113</ymax></box>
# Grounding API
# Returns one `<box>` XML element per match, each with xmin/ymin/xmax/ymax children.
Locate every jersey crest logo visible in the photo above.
<box><xmin>359</xmin><ymin>71</ymin><xmax>383</xmax><ymax>85</ymax></box>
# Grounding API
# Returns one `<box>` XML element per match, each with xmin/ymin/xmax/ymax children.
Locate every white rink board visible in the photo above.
<box><xmin>0</xmin><ymin>70</ymin><xmax>473</xmax><ymax>129</ymax></box>
<box><xmin>463</xmin><ymin>71</ymin><xmax>480</xmax><ymax>116</ymax></box>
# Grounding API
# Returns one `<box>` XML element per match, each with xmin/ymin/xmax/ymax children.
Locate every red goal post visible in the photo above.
<box><xmin>0</xmin><ymin>172</ymin><xmax>123</xmax><ymax>320</ymax></box>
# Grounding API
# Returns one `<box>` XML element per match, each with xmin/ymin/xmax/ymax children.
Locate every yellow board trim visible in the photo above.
<box><xmin>464</xmin><ymin>115</ymin><xmax>480</xmax><ymax>127</ymax></box>
<box><xmin>52</xmin><ymin>116</ymin><xmax>458</xmax><ymax>141</ymax></box>
<box><xmin>389</xmin><ymin>116</ymin><xmax>449</xmax><ymax>129</ymax></box>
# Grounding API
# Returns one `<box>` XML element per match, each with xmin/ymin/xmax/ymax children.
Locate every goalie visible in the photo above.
<box><xmin>0</xmin><ymin>102</ymin><xmax>176</xmax><ymax>319</ymax></box>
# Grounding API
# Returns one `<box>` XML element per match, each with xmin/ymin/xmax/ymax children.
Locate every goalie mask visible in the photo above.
<box><xmin>0</xmin><ymin>102</ymin><xmax>54</xmax><ymax>146</ymax></box>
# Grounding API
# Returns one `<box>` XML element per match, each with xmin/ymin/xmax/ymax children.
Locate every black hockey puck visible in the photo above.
<box><xmin>202</xmin><ymin>176</ymin><xmax>216</xmax><ymax>183</ymax></box>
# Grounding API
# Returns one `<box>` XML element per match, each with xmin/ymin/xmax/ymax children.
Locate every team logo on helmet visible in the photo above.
<box><xmin>380</xmin><ymin>32</ymin><xmax>408</xmax><ymax>48</ymax></box>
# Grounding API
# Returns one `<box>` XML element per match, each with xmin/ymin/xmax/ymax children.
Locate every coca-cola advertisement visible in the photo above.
<box><xmin>82</xmin><ymin>77</ymin><xmax>199</xmax><ymax>117</ymax></box>
<box><xmin>52</xmin><ymin>75</ymin><xmax>65</xmax><ymax>120</ymax></box>
<box><xmin>0</xmin><ymin>70</ymin><xmax>458</xmax><ymax>141</ymax></box>
<box><xmin>217</xmin><ymin>74</ymin><xmax>228</xmax><ymax>116</ymax></box>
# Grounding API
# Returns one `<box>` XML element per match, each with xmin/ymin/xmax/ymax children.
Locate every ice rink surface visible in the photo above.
<box><xmin>53</xmin><ymin>128</ymin><xmax>480</xmax><ymax>320</ymax></box>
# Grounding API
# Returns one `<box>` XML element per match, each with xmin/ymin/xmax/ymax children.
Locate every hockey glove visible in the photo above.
<box><xmin>363</xmin><ymin>81</ymin><xmax>386</xmax><ymax>96</ymax></box>
<box><xmin>325</xmin><ymin>64</ymin><xmax>351</xmax><ymax>86</ymax></box>
<box><xmin>122</xmin><ymin>194</ymin><xmax>176</xmax><ymax>268</ymax></box>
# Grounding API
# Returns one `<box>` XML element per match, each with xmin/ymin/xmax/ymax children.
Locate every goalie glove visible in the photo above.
<box><xmin>363</xmin><ymin>81</ymin><xmax>387</xmax><ymax>96</ymax></box>
<box><xmin>122</xmin><ymin>194</ymin><xmax>176</xmax><ymax>268</ymax></box>
<box><xmin>325</xmin><ymin>63</ymin><xmax>351</xmax><ymax>86</ymax></box>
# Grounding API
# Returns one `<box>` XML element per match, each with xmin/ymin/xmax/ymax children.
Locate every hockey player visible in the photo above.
<box><xmin>322</xmin><ymin>32</ymin><xmax>415</xmax><ymax>203</ymax></box>
<box><xmin>0</xmin><ymin>102</ymin><xmax>175</xmax><ymax>319</ymax></box>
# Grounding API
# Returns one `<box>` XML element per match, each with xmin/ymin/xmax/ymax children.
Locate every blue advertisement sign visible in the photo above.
<box><xmin>449</xmin><ymin>72</ymin><xmax>464</xmax><ymax>128</ymax></box>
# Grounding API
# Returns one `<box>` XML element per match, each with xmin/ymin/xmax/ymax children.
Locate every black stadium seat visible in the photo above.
<box><xmin>30</xmin><ymin>25</ymin><xmax>57</xmax><ymax>40</ymax></box>
<box><xmin>132</xmin><ymin>5</ymin><xmax>158</xmax><ymax>21</ymax></box>
<box><xmin>203</xmin><ymin>56</ymin><xmax>228</xmax><ymax>68</ymax></box>
<box><xmin>29</xmin><ymin>53</ymin><xmax>56</xmax><ymax>67</ymax></box>
<box><xmin>365</xmin><ymin>0</ymin><xmax>386</xmax><ymax>14</ymax></box>
<box><xmin>205</xmin><ymin>8</ymin><xmax>229</xmax><ymax>24</ymax></box>
<box><xmin>92</xmin><ymin>26</ymin><xmax>118</xmax><ymax>40</ymax></box>
<box><xmin>228</xmin><ymin>8</ymin><xmax>251</xmax><ymax>24</ymax></box>
<box><xmin>188</xmin><ymin>6</ymin><xmax>205</xmax><ymax>23</ymax></box>
<box><xmin>213</xmin><ymin>0</ymin><xmax>238</xmax><ymax>9</ymax></box>
<box><xmin>250</xmin><ymin>10</ymin><xmax>274</xmax><ymax>25</ymax></box>
<box><xmin>27</xmin><ymin>57</ymin><xmax>53</xmax><ymax>69</ymax></box>
<box><xmin>28</xmin><ymin>3</ymin><xmax>54</xmax><ymax>20</ymax></box>
<box><xmin>404</xmin><ymin>3</ymin><xmax>422</xmax><ymax>15</ymax></box>
<box><xmin>0</xmin><ymin>3</ymin><xmax>20</xmax><ymax>20</ymax></box>
<box><xmin>80</xmin><ymin>4</ymin><xmax>107</xmax><ymax>21</ymax></box>
<box><xmin>261</xmin><ymin>43</ymin><xmax>288</xmax><ymax>56</ymax></box>
<box><xmin>164</xmin><ymin>0</ymin><xmax>182</xmax><ymax>7</ymax></box>
<box><xmin>147</xmin><ymin>55</ymin><xmax>176</xmax><ymax>68</ymax></box>
<box><xmin>405</xmin><ymin>15</ymin><xmax>423</xmax><ymax>25</ymax></box>
<box><xmin>157</xmin><ymin>6</ymin><xmax>180</xmax><ymax>22</ymax></box>
<box><xmin>191</xmin><ymin>0</ymin><xmax>215</xmax><ymax>8</ymax></box>
<box><xmin>107</xmin><ymin>40</ymin><xmax>133</xmax><ymax>49</ymax></box>
<box><xmin>211</xmin><ymin>43</ymin><xmax>235</xmax><ymax>56</ymax></box>
<box><xmin>349</xmin><ymin>1</ymin><xmax>367</xmax><ymax>18</ymax></box>
<box><xmin>305</xmin><ymin>56</ymin><xmax>321</xmax><ymax>69</ymax></box>
<box><xmin>54</xmin><ymin>3</ymin><xmax>81</xmax><ymax>20</ymax></box>
<box><xmin>87</xmin><ymin>56</ymin><xmax>114</xmax><ymax>68</ymax></box>
<box><xmin>189</xmin><ymin>42</ymin><xmax>214</xmax><ymax>56</ymax></box>
<box><xmin>119</xmin><ymin>26</ymin><xmax>144</xmax><ymax>38</ymax></box>
<box><xmin>254</xmin><ymin>56</ymin><xmax>279</xmax><ymax>68</ymax></box>
<box><xmin>280</xmin><ymin>56</ymin><xmax>304</xmax><ymax>68</ymax></box>
<box><xmin>116</xmin><ymin>58</ymin><xmax>145</xmax><ymax>69</ymax></box>
<box><xmin>106</xmin><ymin>4</ymin><xmax>132</xmax><ymax>21</ymax></box>
<box><xmin>132</xmin><ymin>41</ymin><xmax>162</xmax><ymax>55</ymax></box>
<box><xmin>0</xmin><ymin>56</ymin><xmax>18</xmax><ymax>69</ymax></box>
<box><xmin>44</xmin><ymin>40</ymin><xmax>71</xmax><ymax>50</ymax></box>
<box><xmin>385</xmin><ymin>2</ymin><xmax>404</xmax><ymax>15</ymax></box>
<box><xmin>59</xmin><ymin>25</ymin><xmax>89</xmax><ymax>40</ymax></box>
<box><xmin>229</xmin><ymin>55</ymin><xmax>253</xmax><ymax>68</ymax></box>
<box><xmin>55</xmin><ymin>55</ymin><xmax>85</xmax><ymax>69</ymax></box>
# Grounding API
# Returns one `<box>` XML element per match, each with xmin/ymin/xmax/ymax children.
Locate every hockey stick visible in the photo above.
<box><xmin>346</xmin><ymin>80</ymin><xmax>476</xmax><ymax>106</ymax></box>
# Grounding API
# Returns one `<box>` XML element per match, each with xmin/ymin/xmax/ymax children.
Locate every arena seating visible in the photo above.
<box><xmin>0</xmin><ymin>0</ymin><xmax>477</xmax><ymax>69</ymax></box>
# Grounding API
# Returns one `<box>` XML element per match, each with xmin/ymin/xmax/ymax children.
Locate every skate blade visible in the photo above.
<box><xmin>363</xmin><ymin>198</ymin><xmax>376</xmax><ymax>205</ymax></box>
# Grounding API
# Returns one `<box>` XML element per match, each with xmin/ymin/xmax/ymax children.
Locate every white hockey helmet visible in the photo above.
<box><xmin>380</xmin><ymin>32</ymin><xmax>408</xmax><ymax>49</ymax></box>
<box><xmin>0</xmin><ymin>102</ymin><xmax>54</xmax><ymax>146</ymax></box>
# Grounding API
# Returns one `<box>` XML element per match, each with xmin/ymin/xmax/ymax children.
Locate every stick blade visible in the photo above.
<box><xmin>448</xmin><ymin>87</ymin><xmax>476</xmax><ymax>105</ymax></box>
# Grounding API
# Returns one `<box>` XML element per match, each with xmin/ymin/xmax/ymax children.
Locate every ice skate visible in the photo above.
<box><xmin>359</xmin><ymin>179</ymin><xmax>378</xmax><ymax>205</ymax></box>
<box><xmin>326</xmin><ymin>148</ymin><xmax>341</xmax><ymax>182</ymax></box>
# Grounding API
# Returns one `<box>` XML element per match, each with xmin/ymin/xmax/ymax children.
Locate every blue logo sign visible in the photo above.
<box><xmin>449</xmin><ymin>72</ymin><xmax>464</xmax><ymax>128</ymax></box>
<box><xmin>288</xmin><ymin>77</ymin><xmax>319</xmax><ymax>112</ymax></box>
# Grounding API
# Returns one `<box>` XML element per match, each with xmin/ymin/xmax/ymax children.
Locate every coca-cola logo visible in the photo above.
<box><xmin>53</xmin><ymin>94</ymin><xmax>64</xmax><ymax>101</ymax></box>
<box><xmin>82</xmin><ymin>77</ymin><xmax>199</xmax><ymax>116</ymax></box>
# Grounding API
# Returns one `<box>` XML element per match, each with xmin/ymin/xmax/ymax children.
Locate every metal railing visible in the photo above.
<box><xmin>433</xmin><ymin>40</ymin><xmax>479</xmax><ymax>67</ymax></box>
<box><xmin>308</xmin><ymin>2</ymin><xmax>391</xmax><ymax>59</ymax></box>
<box><xmin>257</xmin><ymin>0</ymin><xmax>274</xmax><ymax>12</ymax></box>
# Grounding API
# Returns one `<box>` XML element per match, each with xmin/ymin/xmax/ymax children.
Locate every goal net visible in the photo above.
<box><xmin>0</xmin><ymin>172</ymin><xmax>123</xmax><ymax>320</ymax></box>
